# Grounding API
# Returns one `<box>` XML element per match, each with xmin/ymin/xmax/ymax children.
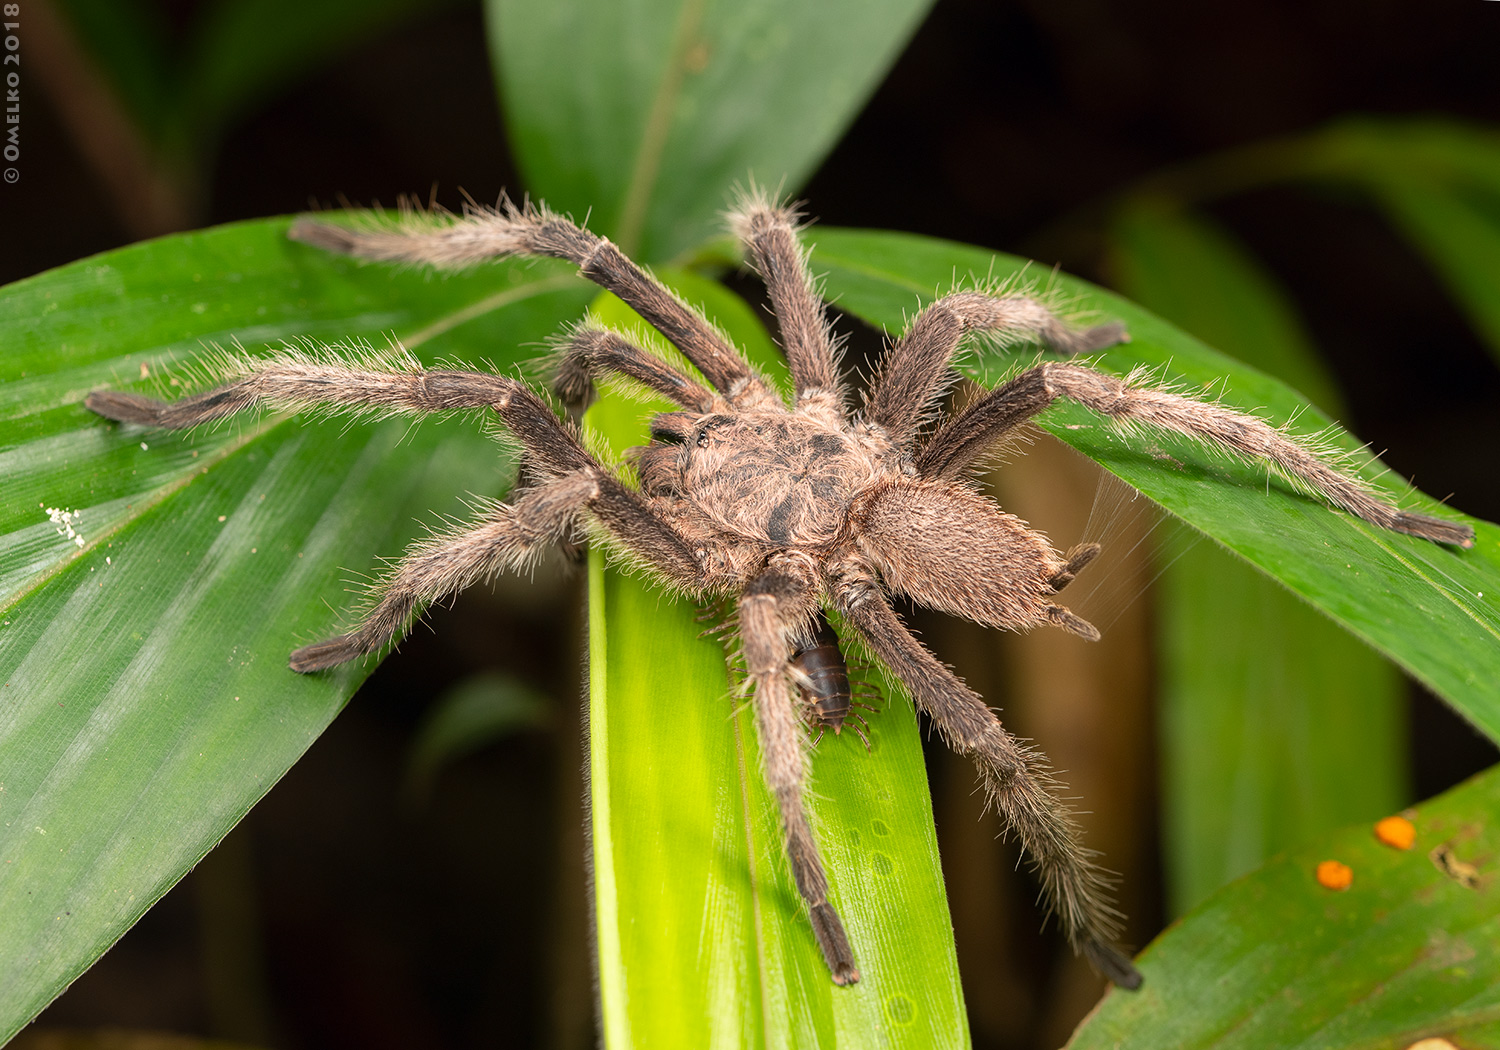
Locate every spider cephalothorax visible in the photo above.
<box><xmin>86</xmin><ymin>192</ymin><xmax>1474</xmax><ymax>991</ymax></box>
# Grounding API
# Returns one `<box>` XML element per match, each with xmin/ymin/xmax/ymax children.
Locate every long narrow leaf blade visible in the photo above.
<box><xmin>487</xmin><ymin>0</ymin><xmax>935</xmax><ymax>260</ymax></box>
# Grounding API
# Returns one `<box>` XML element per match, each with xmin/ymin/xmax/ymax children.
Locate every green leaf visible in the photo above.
<box><xmin>1068</xmin><ymin>763</ymin><xmax>1500</xmax><ymax>1048</ymax></box>
<box><xmin>583</xmin><ymin>270</ymin><xmax>968</xmax><ymax>1047</ymax></box>
<box><xmin>1105</xmin><ymin>203</ymin><xmax>1405</xmax><ymax>915</ymax></box>
<box><xmin>808</xmin><ymin>228</ymin><xmax>1500</xmax><ymax>738</ymax></box>
<box><xmin>0</xmin><ymin>218</ymin><xmax>594</xmax><ymax>1040</ymax></box>
<box><xmin>487</xmin><ymin>0</ymin><xmax>936</xmax><ymax>260</ymax></box>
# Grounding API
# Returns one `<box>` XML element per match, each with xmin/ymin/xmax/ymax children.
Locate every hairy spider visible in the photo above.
<box><xmin>86</xmin><ymin>193</ymin><xmax>1475</xmax><ymax>991</ymax></box>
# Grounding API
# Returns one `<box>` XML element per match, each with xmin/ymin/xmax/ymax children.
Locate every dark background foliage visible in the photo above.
<box><xmin>6</xmin><ymin>1</ymin><xmax>1498</xmax><ymax>1048</ymax></box>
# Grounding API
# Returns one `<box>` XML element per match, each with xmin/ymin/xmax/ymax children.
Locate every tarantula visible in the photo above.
<box><xmin>86</xmin><ymin>193</ymin><xmax>1474</xmax><ymax>991</ymax></box>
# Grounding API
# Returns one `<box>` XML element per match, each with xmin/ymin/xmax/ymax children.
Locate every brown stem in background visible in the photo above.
<box><xmin>28</xmin><ymin>0</ymin><xmax>196</xmax><ymax>238</ymax></box>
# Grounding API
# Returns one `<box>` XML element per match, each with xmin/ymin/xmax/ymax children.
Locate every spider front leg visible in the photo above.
<box><xmin>729</xmin><ymin>193</ymin><xmax>846</xmax><ymax>415</ymax></box>
<box><xmin>552</xmin><ymin>325</ymin><xmax>717</xmax><ymax>415</ymax></box>
<box><xmin>290</xmin><ymin>200</ymin><xmax>776</xmax><ymax>406</ymax></box>
<box><xmin>864</xmin><ymin>291</ymin><xmax>1127</xmax><ymax>452</ymax></box>
<box><xmin>86</xmin><ymin>350</ymin><xmax>705</xmax><ymax>667</ymax></box>
<box><xmin>916</xmin><ymin>361</ymin><xmax>1475</xmax><ymax>547</ymax></box>
<box><xmin>740</xmin><ymin>558</ymin><xmax>860</xmax><ymax>985</ymax></box>
<box><xmin>832</xmin><ymin>568</ymin><xmax>1141</xmax><ymax>989</ymax></box>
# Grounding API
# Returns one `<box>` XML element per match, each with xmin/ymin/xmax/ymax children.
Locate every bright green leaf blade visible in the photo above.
<box><xmin>0</xmin><ymin>218</ymin><xmax>594</xmax><ymax>1040</ymax></box>
<box><xmin>809</xmin><ymin>227</ymin><xmax>1500</xmax><ymax>737</ymax></box>
<box><xmin>487</xmin><ymin>0</ymin><xmax>935</xmax><ymax>260</ymax></box>
<box><xmin>584</xmin><ymin>271</ymin><xmax>967</xmax><ymax>1047</ymax></box>
<box><xmin>1068</xmin><ymin>763</ymin><xmax>1500</xmax><ymax>1048</ymax></box>
<box><xmin>1105</xmin><ymin>204</ymin><xmax>1405</xmax><ymax>915</ymax></box>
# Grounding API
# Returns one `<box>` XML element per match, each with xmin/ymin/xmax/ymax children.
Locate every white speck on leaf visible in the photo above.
<box><xmin>45</xmin><ymin>507</ymin><xmax>85</xmax><ymax>548</ymax></box>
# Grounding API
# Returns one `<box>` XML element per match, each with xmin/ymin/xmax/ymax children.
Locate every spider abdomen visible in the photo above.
<box><xmin>850</xmin><ymin>478</ymin><xmax>1097</xmax><ymax>638</ymax></box>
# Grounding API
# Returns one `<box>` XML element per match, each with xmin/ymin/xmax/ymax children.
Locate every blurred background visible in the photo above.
<box><xmin>5</xmin><ymin>0</ymin><xmax>1500</xmax><ymax>1048</ymax></box>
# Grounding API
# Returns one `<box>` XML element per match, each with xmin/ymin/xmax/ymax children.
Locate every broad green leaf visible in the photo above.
<box><xmin>1068</xmin><ymin>763</ymin><xmax>1500</xmax><ymax>1048</ymax></box>
<box><xmin>808</xmin><ymin>228</ymin><xmax>1500</xmax><ymax>738</ymax></box>
<box><xmin>487</xmin><ymin>0</ymin><xmax>935</xmax><ymax>260</ymax></box>
<box><xmin>0</xmin><ymin>218</ymin><xmax>594</xmax><ymax>1041</ymax></box>
<box><xmin>584</xmin><ymin>271</ymin><xmax>967</xmax><ymax>1047</ymax></box>
<box><xmin>1105</xmin><ymin>203</ymin><xmax>1405</xmax><ymax>915</ymax></box>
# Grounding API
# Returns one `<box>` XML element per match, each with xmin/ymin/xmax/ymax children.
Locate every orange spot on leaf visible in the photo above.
<box><xmin>1317</xmin><ymin>860</ymin><xmax>1353</xmax><ymax>891</ymax></box>
<box><xmin>1375</xmin><ymin>815</ymin><xmax>1417</xmax><ymax>850</ymax></box>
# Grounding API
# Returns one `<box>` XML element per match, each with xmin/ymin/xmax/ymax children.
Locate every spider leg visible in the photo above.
<box><xmin>289</xmin><ymin>200</ymin><xmax>773</xmax><ymax>404</ymax></box>
<box><xmin>740</xmin><ymin>559</ymin><xmax>859</xmax><ymax>985</ymax></box>
<box><xmin>289</xmin><ymin>471</ymin><xmax>593</xmax><ymax>671</ymax></box>
<box><xmin>915</xmin><ymin>361</ymin><xmax>1475</xmax><ymax>547</ymax></box>
<box><xmin>831</xmin><ymin>570</ymin><xmax>1142</xmax><ymax>989</ymax></box>
<box><xmin>553</xmin><ymin>325</ymin><xmax>717</xmax><ymax>414</ymax></box>
<box><xmin>87</xmin><ymin>358</ymin><xmax>526</xmax><ymax>429</ymax></box>
<box><xmin>1048</xmin><ymin>543</ymin><xmax>1101</xmax><ymax>592</ymax></box>
<box><xmin>729</xmin><ymin>194</ymin><xmax>845</xmax><ymax>415</ymax></box>
<box><xmin>288</xmin><ymin>460</ymin><xmax>699</xmax><ymax>671</ymax></box>
<box><xmin>863</xmin><ymin>291</ymin><xmax>1126</xmax><ymax>452</ymax></box>
<box><xmin>87</xmin><ymin>353</ymin><xmax>645</xmax><ymax>489</ymax></box>
<box><xmin>88</xmin><ymin>354</ymin><xmax>704</xmax><ymax>666</ymax></box>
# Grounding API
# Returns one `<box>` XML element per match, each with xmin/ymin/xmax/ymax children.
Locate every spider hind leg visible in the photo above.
<box><xmin>836</xmin><ymin>580</ymin><xmax>1141</xmax><ymax>988</ymax></box>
